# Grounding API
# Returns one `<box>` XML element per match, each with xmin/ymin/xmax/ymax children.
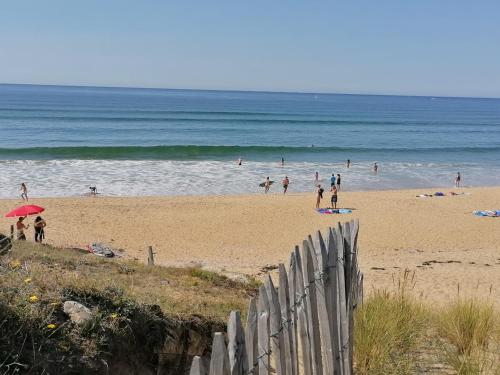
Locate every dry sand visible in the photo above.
<box><xmin>1</xmin><ymin>187</ymin><xmax>499</xmax><ymax>305</ymax></box>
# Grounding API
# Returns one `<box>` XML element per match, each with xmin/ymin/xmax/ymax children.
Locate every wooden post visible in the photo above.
<box><xmin>10</xmin><ymin>225</ymin><xmax>14</xmax><ymax>240</ymax></box>
<box><xmin>147</xmin><ymin>246</ymin><xmax>154</xmax><ymax>266</ymax></box>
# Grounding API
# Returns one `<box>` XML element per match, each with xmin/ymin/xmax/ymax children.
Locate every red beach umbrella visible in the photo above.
<box><xmin>5</xmin><ymin>205</ymin><xmax>45</xmax><ymax>218</ymax></box>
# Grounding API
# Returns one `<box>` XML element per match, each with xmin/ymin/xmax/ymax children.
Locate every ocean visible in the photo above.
<box><xmin>1</xmin><ymin>84</ymin><xmax>499</xmax><ymax>197</ymax></box>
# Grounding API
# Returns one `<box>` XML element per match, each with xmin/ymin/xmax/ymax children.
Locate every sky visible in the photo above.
<box><xmin>0</xmin><ymin>1</ymin><xmax>499</xmax><ymax>97</ymax></box>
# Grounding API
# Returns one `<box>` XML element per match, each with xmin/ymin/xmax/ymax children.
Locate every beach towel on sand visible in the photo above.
<box><xmin>317</xmin><ymin>208</ymin><xmax>352</xmax><ymax>214</ymax></box>
<box><xmin>473</xmin><ymin>210</ymin><xmax>500</xmax><ymax>217</ymax></box>
<box><xmin>87</xmin><ymin>243</ymin><xmax>115</xmax><ymax>257</ymax></box>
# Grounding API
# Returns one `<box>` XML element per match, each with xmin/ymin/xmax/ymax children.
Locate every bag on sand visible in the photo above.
<box><xmin>87</xmin><ymin>243</ymin><xmax>115</xmax><ymax>257</ymax></box>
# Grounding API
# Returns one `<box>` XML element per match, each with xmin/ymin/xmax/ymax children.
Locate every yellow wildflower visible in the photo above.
<box><xmin>29</xmin><ymin>295</ymin><xmax>39</xmax><ymax>302</ymax></box>
<box><xmin>9</xmin><ymin>260</ymin><xmax>21</xmax><ymax>269</ymax></box>
<box><xmin>47</xmin><ymin>324</ymin><xmax>57</xmax><ymax>329</ymax></box>
<box><xmin>24</xmin><ymin>277</ymin><xmax>32</xmax><ymax>283</ymax></box>
<box><xmin>110</xmin><ymin>313</ymin><xmax>118</xmax><ymax>319</ymax></box>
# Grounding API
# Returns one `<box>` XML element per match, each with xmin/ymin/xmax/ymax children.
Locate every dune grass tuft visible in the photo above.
<box><xmin>435</xmin><ymin>298</ymin><xmax>499</xmax><ymax>375</ymax></box>
<box><xmin>354</xmin><ymin>271</ymin><xmax>427</xmax><ymax>375</ymax></box>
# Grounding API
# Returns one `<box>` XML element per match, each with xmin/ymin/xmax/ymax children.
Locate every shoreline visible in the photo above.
<box><xmin>0</xmin><ymin>183</ymin><xmax>498</xmax><ymax>201</ymax></box>
<box><xmin>1</xmin><ymin>186</ymin><xmax>499</xmax><ymax>305</ymax></box>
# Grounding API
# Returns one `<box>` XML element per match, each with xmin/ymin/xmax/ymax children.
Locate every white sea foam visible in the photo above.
<box><xmin>1</xmin><ymin>159</ymin><xmax>499</xmax><ymax>198</ymax></box>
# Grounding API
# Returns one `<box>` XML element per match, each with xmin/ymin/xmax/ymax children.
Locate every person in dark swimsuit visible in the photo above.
<box><xmin>331</xmin><ymin>186</ymin><xmax>338</xmax><ymax>209</ymax></box>
<box><xmin>282</xmin><ymin>176</ymin><xmax>289</xmax><ymax>194</ymax></box>
<box><xmin>336</xmin><ymin>174</ymin><xmax>341</xmax><ymax>191</ymax></box>
<box><xmin>34</xmin><ymin>216</ymin><xmax>46</xmax><ymax>243</ymax></box>
<box><xmin>316</xmin><ymin>185</ymin><xmax>324</xmax><ymax>208</ymax></box>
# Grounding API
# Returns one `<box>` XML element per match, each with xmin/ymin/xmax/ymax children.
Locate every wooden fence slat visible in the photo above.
<box><xmin>265</xmin><ymin>275</ymin><xmax>286</xmax><ymax>375</ymax></box>
<box><xmin>326</xmin><ymin>227</ymin><xmax>342</xmax><ymax>374</ymax></box>
<box><xmin>278</xmin><ymin>263</ymin><xmax>295</xmax><ymax>375</ymax></box>
<box><xmin>301</xmin><ymin>240</ymin><xmax>323</xmax><ymax>375</ymax></box>
<box><xmin>257</xmin><ymin>285</ymin><xmax>271</xmax><ymax>375</ymax></box>
<box><xmin>293</xmin><ymin>247</ymin><xmax>313</xmax><ymax>375</ymax></box>
<box><xmin>245</xmin><ymin>298</ymin><xmax>258</xmax><ymax>374</ymax></box>
<box><xmin>228</xmin><ymin>311</ymin><xmax>248</xmax><ymax>375</ymax></box>
<box><xmin>288</xmin><ymin>252</ymin><xmax>299</xmax><ymax>375</ymax></box>
<box><xmin>335</xmin><ymin>223</ymin><xmax>350</xmax><ymax>373</ymax></box>
<box><xmin>209</xmin><ymin>332</ymin><xmax>230</xmax><ymax>375</ymax></box>
<box><xmin>314</xmin><ymin>230</ymin><xmax>334</xmax><ymax>375</ymax></box>
<box><xmin>190</xmin><ymin>356</ymin><xmax>208</xmax><ymax>375</ymax></box>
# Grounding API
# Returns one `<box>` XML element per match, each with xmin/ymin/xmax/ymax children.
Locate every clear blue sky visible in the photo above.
<box><xmin>1</xmin><ymin>1</ymin><xmax>499</xmax><ymax>97</ymax></box>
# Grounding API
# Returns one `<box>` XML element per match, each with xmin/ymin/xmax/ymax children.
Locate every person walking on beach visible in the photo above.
<box><xmin>34</xmin><ymin>216</ymin><xmax>46</xmax><ymax>243</ymax></box>
<box><xmin>337</xmin><ymin>173</ymin><xmax>341</xmax><ymax>191</ymax></box>
<box><xmin>330</xmin><ymin>173</ymin><xmax>336</xmax><ymax>190</ymax></box>
<box><xmin>264</xmin><ymin>177</ymin><xmax>271</xmax><ymax>194</ymax></box>
<box><xmin>373</xmin><ymin>162</ymin><xmax>378</xmax><ymax>174</ymax></box>
<box><xmin>455</xmin><ymin>172</ymin><xmax>461</xmax><ymax>188</ymax></box>
<box><xmin>20</xmin><ymin>183</ymin><xmax>28</xmax><ymax>201</ymax></box>
<box><xmin>347</xmin><ymin>159</ymin><xmax>351</xmax><ymax>168</ymax></box>
<box><xmin>331</xmin><ymin>185</ymin><xmax>338</xmax><ymax>209</ymax></box>
<box><xmin>316</xmin><ymin>185</ymin><xmax>324</xmax><ymax>209</ymax></box>
<box><xmin>16</xmin><ymin>217</ymin><xmax>29</xmax><ymax>240</ymax></box>
<box><xmin>282</xmin><ymin>176</ymin><xmax>289</xmax><ymax>194</ymax></box>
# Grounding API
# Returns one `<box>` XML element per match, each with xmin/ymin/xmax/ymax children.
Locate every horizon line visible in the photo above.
<box><xmin>1</xmin><ymin>82</ymin><xmax>499</xmax><ymax>100</ymax></box>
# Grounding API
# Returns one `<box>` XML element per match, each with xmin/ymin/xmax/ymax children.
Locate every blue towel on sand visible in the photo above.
<box><xmin>473</xmin><ymin>210</ymin><xmax>500</xmax><ymax>217</ymax></box>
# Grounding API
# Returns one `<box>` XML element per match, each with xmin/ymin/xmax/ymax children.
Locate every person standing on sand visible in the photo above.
<box><xmin>373</xmin><ymin>162</ymin><xmax>378</xmax><ymax>174</ymax></box>
<box><xmin>330</xmin><ymin>174</ymin><xmax>336</xmax><ymax>190</ymax></box>
<box><xmin>337</xmin><ymin>173</ymin><xmax>341</xmax><ymax>191</ymax></box>
<box><xmin>34</xmin><ymin>216</ymin><xmax>46</xmax><ymax>243</ymax></box>
<box><xmin>331</xmin><ymin>185</ymin><xmax>338</xmax><ymax>209</ymax></box>
<box><xmin>264</xmin><ymin>177</ymin><xmax>271</xmax><ymax>194</ymax></box>
<box><xmin>16</xmin><ymin>217</ymin><xmax>29</xmax><ymax>240</ymax></box>
<box><xmin>21</xmin><ymin>183</ymin><xmax>28</xmax><ymax>201</ymax></box>
<box><xmin>455</xmin><ymin>172</ymin><xmax>461</xmax><ymax>188</ymax></box>
<box><xmin>282</xmin><ymin>176</ymin><xmax>289</xmax><ymax>194</ymax></box>
<box><xmin>347</xmin><ymin>159</ymin><xmax>351</xmax><ymax>168</ymax></box>
<box><xmin>316</xmin><ymin>185</ymin><xmax>324</xmax><ymax>209</ymax></box>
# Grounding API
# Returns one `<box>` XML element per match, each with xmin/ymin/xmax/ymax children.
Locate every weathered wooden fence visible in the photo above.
<box><xmin>190</xmin><ymin>220</ymin><xmax>363</xmax><ymax>375</ymax></box>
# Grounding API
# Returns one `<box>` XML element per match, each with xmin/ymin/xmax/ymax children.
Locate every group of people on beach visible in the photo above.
<box><xmin>13</xmin><ymin>183</ymin><xmax>47</xmax><ymax>243</ymax></box>
<box><xmin>16</xmin><ymin>215</ymin><xmax>46</xmax><ymax>243</ymax></box>
<box><xmin>316</xmin><ymin>173</ymin><xmax>341</xmax><ymax>209</ymax></box>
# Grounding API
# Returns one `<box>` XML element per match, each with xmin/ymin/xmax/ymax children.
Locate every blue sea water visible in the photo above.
<box><xmin>1</xmin><ymin>84</ymin><xmax>499</xmax><ymax>197</ymax></box>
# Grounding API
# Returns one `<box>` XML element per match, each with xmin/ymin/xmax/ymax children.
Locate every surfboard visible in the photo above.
<box><xmin>259</xmin><ymin>181</ymin><xmax>274</xmax><ymax>187</ymax></box>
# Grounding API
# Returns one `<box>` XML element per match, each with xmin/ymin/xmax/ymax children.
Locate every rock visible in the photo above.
<box><xmin>63</xmin><ymin>301</ymin><xmax>93</xmax><ymax>324</ymax></box>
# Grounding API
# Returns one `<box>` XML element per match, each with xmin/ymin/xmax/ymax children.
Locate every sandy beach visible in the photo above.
<box><xmin>1</xmin><ymin>187</ymin><xmax>499</xmax><ymax>305</ymax></box>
